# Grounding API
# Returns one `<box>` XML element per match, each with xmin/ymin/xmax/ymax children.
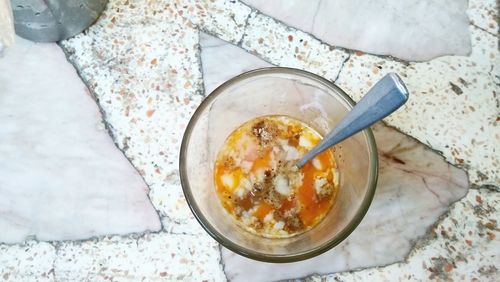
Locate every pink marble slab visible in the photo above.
<box><xmin>0</xmin><ymin>37</ymin><xmax>161</xmax><ymax>243</ymax></box>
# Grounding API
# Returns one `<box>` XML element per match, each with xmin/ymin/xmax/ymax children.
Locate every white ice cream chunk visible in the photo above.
<box><xmin>254</xmin><ymin>169</ymin><xmax>265</xmax><ymax>183</ymax></box>
<box><xmin>241</xmin><ymin>210</ymin><xmax>256</xmax><ymax>226</ymax></box>
<box><xmin>284</xmin><ymin>144</ymin><xmax>300</xmax><ymax>160</ymax></box>
<box><xmin>234</xmin><ymin>178</ymin><xmax>252</xmax><ymax>198</ymax></box>
<box><xmin>312</xmin><ymin>157</ymin><xmax>322</xmax><ymax>170</ymax></box>
<box><xmin>314</xmin><ymin>177</ymin><xmax>328</xmax><ymax>195</ymax></box>
<box><xmin>299</xmin><ymin>135</ymin><xmax>313</xmax><ymax>148</ymax></box>
<box><xmin>288</xmin><ymin>169</ymin><xmax>304</xmax><ymax>188</ymax></box>
<box><xmin>274</xmin><ymin>221</ymin><xmax>285</xmax><ymax>230</ymax></box>
<box><xmin>274</xmin><ymin>174</ymin><xmax>291</xmax><ymax>196</ymax></box>
<box><xmin>240</xmin><ymin>160</ymin><xmax>253</xmax><ymax>172</ymax></box>
<box><xmin>221</xmin><ymin>174</ymin><xmax>234</xmax><ymax>189</ymax></box>
<box><xmin>234</xmin><ymin>187</ymin><xmax>245</xmax><ymax>198</ymax></box>
<box><xmin>240</xmin><ymin>178</ymin><xmax>252</xmax><ymax>190</ymax></box>
<box><xmin>263</xmin><ymin>212</ymin><xmax>274</xmax><ymax>222</ymax></box>
<box><xmin>272</xmin><ymin>145</ymin><xmax>281</xmax><ymax>154</ymax></box>
<box><xmin>242</xmin><ymin>216</ymin><xmax>253</xmax><ymax>226</ymax></box>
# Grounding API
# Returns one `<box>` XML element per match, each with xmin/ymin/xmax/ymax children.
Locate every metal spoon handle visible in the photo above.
<box><xmin>297</xmin><ymin>73</ymin><xmax>409</xmax><ymax>168</ymax></box>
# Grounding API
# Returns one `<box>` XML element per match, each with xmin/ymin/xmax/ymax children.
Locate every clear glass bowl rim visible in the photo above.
<box><xmin>179</xmin><ymin>67</ymin><xmax>379</xmax><ymax>263</ymax></box>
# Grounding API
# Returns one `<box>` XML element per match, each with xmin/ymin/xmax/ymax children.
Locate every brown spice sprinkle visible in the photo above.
<box><xmin>222</xmin><ymin>156</ymin><xmax>236</xmax><ymax>170</ymax></box>
<box><xmin>316</xmin><ymin>180</ymin><xmax>334</xmax><ymax>200</ymax></box>
<box><xmin>284</xmin><ymin>216</ymin><xmax>304</xmax><ymax>233</ymax></box>
<box><xmin>252</xmin><ymin>120</ymin><xmax>278</xmax><ymax>144</ymax></box>
<box><xmin>235</xmin><ymin>195</ymin><xmax>253</xmax><ymax>211</ymax></box>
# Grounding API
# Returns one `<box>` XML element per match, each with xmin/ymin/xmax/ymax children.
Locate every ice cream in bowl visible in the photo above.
<box><xmin>180</xmin><ymin>67</ymin><xmax>378</xmax><ymax>262</ymax></box>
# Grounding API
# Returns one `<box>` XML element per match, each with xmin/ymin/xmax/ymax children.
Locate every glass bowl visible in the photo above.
<box><xmin>180</xmin><ymin>67</ymin><xmax>378</xmax><ymax>262</ymax></box>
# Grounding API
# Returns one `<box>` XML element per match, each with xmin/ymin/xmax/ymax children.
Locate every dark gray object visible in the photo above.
<box><xmin>12</xmin><ymin>0</ymin><xmax>107</xmax><ymax>42</ymax></box>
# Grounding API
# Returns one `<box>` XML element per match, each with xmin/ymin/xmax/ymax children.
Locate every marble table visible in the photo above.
<box><xmin>0</xmin><ymin>0</ymin><xmax>498</xmax><ymax>281</ymax></box>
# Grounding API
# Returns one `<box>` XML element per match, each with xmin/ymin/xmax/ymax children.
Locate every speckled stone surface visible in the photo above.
<box><xmin>0</xmin><ymin>233</ymin><xmax>225</xmax><ymax>281</ymax></box>
<box><xmin>0</xmin><ymin>0</ymin><xmax>498</xmax><ymax>280</ymax></box>
<box><xmin>54</xmin><ymin>233</ymin><xmax>225</xmax><ymax>281</ymax></box>
<box><xmin>468</xmin><ymin>0</ymin><xmax>499</xmax><ymax>35</ymax></box>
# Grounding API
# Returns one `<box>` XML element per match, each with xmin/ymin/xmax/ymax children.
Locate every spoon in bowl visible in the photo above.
<box><xmin>296</xmin><ymin>72</ymin><xmax>409</xmax><ymax>168</ymax></box>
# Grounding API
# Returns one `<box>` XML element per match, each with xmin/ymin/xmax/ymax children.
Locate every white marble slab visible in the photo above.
<box><xmin>199</xmin><ymin>33</ymin><xmax>469</xmax><ymax>281</ymax></box>
<box><xmin>0</xmin><ymin>36</ymin><xmax>160</xmax><ymax>244</ymax></box>
<box><xmin>200</xmin><ymin>32</ymin><xmax>271</xmax><ymax>93</ymax></box>
<box><xmin>242</xmin><ymin>0</ymin><xmax>471</xmax><ymax>61</ymax></box>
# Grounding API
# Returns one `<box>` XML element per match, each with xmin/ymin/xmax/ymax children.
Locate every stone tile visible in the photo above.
<box><xmin>200</xmin><ymin>33</ymin><xmax>271</xmax><ymax>93</ymax></box>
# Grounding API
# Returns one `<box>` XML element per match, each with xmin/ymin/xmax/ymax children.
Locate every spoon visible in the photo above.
<box><xmin>296</xmin><ymin>73</ymin><xmax>409</xmax><ymax>168</ymax></box>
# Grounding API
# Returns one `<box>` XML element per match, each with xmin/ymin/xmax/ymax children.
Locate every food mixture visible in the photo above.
<box><xmin>214</xmin><ymin>115</ymin><xmax>338</xmax><ymax>238</ymax></box>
